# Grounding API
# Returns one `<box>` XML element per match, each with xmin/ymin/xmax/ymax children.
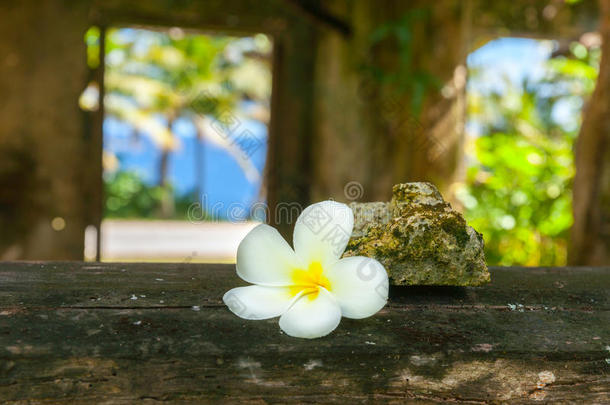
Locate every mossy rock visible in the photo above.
<box><xmin>344</xmin><ymin>182</ymin><xmax>490</xmax><ymax>286</ymax></box>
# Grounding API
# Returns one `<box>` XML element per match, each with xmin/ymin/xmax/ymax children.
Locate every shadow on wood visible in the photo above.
<box><xmin>0</xmin><ymin>263</ymin><xmax>608</xmax><ymax>403</ymax></box>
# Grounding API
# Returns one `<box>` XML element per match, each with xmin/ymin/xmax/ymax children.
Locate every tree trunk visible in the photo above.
<box><xmin>194</xmin><ymin>128</ymin><xmax>204</xmax><ymax>205</ymax></box>
<box><xmin>570</xmin><ymin>0</ymin><xmax>610</xmax><ymax>265</ymax></box>
<box><xmin>158</xmin><ymin>118</ymin><xmax>175</xmax><ymax>218</ymax></box>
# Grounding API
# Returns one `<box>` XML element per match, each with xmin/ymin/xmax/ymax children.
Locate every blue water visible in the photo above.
<box><xmin>104</xmin><ymin>112</ymin><xmax>267</xmax><ymax>219</ymax></box>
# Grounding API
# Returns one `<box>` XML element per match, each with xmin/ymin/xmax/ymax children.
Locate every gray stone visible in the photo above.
<box><xmin>344</xmin><ymin>182</ymin><xmax>490</xmax><ymax>286</ymax></box>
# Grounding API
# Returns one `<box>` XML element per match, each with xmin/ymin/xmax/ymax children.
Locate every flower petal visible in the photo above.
<box><xmin>325</xmin><ymin>256</ymin><xmax>388</xmax><ymax>319</ymax></box>
<box><xmin>236</xmin><ymin>224</ymin><xmax>301</xmax><ymax>286</ymax></box>
<box><xmin>279</xmin><ymin>288</ymin><xmax>342</xmax><ymax>338</ymax></box>
<box><xmin>223</xmin><ymin>285</ymin><xmax>296</xmax><ymax>320</ymax></box>
<box><xmin>293</xmin><ymin>201</ymin><xmax>354</xmax><ymax>267</ymax></box>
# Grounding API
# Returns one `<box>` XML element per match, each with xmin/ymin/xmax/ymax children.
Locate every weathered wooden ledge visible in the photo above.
<box><xmin>0</xmin><ymin>262</ymin><xmax>608</xmax><ymax>403</ymax></box>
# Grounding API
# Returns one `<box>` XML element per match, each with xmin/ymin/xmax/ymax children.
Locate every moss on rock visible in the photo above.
<box><xmin>344</xmin><ymin>182</ymin><xmax>490</xmax><ymax>286</ymax></box>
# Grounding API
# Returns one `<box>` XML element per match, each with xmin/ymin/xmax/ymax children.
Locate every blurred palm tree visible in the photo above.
<box><xmin>89</xmin><ymin>27</ymin><xmax>271</xmax><ymax>217</ymax></box>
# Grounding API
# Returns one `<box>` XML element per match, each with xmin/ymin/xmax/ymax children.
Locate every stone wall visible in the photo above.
<box><xmin>0</xmin><ymin>0</ymin><xmax>90</xmax><ymax>259</ymax></box>
<box><xmin>311</xmin><ymin>0</ymin><xmax>469</xmax><ymax>204</ymax></box>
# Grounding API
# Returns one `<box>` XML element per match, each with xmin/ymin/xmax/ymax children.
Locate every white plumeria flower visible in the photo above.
<box><xmin>223</xmin><ymin>201</ymin><xmax>389</xmax><ymax>339</ymax></box>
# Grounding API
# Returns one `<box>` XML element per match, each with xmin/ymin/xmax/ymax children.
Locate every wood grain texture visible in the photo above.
<box><xmin>0</xmin><ymin>262</ymin><xmax>608</xmax><ymax>403</ymax></box>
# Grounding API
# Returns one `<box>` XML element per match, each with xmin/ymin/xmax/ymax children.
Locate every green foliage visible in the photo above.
<box><xmin>104</xmin><ymin>28</ymin><xmax>271</xmax><ymax>131</ymax></box>
<box><xmin>460</xmin><ymin>40</ymin><xmax>600</xmax><ymax>266</ymax></box>
<box><xmin>104</xmin><ymin>28</ymin><xmax>237</xmax><ymax>143</ymax></box>
<box><xmin>104</xmin><ymin>171</ymin><xmax>201</xmax><ymax>220</ymax></box>
<box><xmin>105</xmin><ymin>171</ymin><xmax>164</xmax><ymax>218</ymax></box>
<box><xmin>84</xmin><ymin>26</ymin><xmax>101</xmax><ymax>69</ymax></box>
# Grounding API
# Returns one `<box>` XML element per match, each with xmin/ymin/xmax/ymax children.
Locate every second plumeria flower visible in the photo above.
<box><xmin>223</xmin><ymin>200</ymin><xmax>389</xmax><ymax>339</ymax></box>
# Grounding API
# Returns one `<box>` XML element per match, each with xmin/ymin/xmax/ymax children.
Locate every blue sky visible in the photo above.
<box><xmin>467</xmin><ymin>37</ymin><xmax>555</xmax><ymax>93</ymax></box>
<box><xmin>466</xmin><ymin>37</ymin><xmax>580</xmax><ymax>133</ymax></box>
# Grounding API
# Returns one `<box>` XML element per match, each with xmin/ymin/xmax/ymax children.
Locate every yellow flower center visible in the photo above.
<box><xmin>290</xmin><ymin>261</ymin><xmax>331</xmax><ymax>300</ymax></box>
